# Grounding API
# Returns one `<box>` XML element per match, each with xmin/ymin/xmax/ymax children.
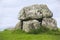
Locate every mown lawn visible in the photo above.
<box><xmin>0</xmin><ymin>29</ymin><xmax>60</xmax><ymax>40</ymax></box>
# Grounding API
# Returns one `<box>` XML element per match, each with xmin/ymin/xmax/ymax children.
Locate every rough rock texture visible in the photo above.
<box><xmin>15</xmin><ymin>4</ymin><xmax>57</xmax><ymax>32</ymax></box>
<box><xmin>15</xmin><ymin>21</ymin><xmax>22</xmax><ymax>30</ymax></box>
<box><xmin>23</xmin><ymin>20</ymin><xmax>41</xmax><ymax>32</ymax></box>
<box><xmin>18</xmin><ymin>4</ymin><xmax>53</xmax><ymax>20</ymax></box>
<box><xmin>42</xmin><ymin>18</ymin><xmax>57</xmax><ymax>30</ymax></box>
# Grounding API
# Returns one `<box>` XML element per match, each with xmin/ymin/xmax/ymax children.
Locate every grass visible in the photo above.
<box><xmin>0</xmin><ymin>29</ymin><xmax>60</xmax><ymax>40</ymax></box>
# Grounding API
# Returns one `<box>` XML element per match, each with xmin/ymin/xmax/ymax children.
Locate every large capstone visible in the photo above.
<box><xmin>18</xmin><ymin>4</ymin><xmax>53</xmax><ymax>20</ymax></box>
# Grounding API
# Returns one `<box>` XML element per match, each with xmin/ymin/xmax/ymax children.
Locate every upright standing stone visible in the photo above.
<box><xmin>23</xmin><ymin>20</ymin><xmax>41</xmax><ymax>32</ymax></box>
<box><xmin>42</xmin><ymin>18</ymin><xmax>57</xmax><ymax>30</ymax></box>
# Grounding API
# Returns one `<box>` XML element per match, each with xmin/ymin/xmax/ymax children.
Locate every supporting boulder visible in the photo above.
<box><xmin>23</xmin><ymin>20</ymin><xmax>41</xmax><ymax>32</ymax></box>
<box><xmin>42</xmin><ymin>18</ymin><xmax>57</xmax><ymax>30</ymax></box>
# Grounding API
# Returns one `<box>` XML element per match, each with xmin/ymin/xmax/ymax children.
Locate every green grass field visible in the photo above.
<box><xmin>0</xmin><ymin>29</ymin><xmax>60</xmax><ymax>40</ymax></box>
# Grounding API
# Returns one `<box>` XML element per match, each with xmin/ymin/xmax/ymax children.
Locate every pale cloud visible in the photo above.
<box><xmin>0</xmin><ymin>0</ymin><xmax>20</xmax><ymax>7</ymax></box>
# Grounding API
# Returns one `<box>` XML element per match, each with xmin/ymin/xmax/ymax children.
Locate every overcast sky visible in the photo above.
<box><xmin>0</xmin><ymin>0</ymin><xmax>60</xmax><ymax>31</ymax></box>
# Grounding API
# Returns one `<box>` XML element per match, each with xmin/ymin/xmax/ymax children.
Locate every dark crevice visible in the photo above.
<box><xmin>21</xmin><ymin>20</ymin><xmax>23</xmax><ymax>29</ymax></box>
<box><xmin>36</xmin><ymin>18</ymin><xmax>43</xmax><ymax>26</ymax></box>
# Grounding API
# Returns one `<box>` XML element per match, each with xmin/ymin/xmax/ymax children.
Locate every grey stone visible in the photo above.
<box><xmin>23</xmin><ymin>20</ymin><xmax>41</xmax><ymax>32</ymax></box>
<box><xmin>42</xmin><ymin>18</ymin><xmax>57</xmax><ymax>30</ymax></box>
<box><xmin>40</xmin><ymin>4</ymin><xmax>53</xmax><ymax>18</ymax></box>
<box><xmin>41</xmin><ymin>8</ymin><xmax>53</xmax><ymax>18</ymax></box>
<box><xmin>15</xmin><ymin>4</ymin><xmax>58</xmax><ymax>32</ymax></box>
<box><xmin>18</xmin><ymin>8</ymin><xmax>42</xmax><ymax>20</ymax></box>
<box><xmin>18</xmin><ymin>4</ymin><xmax>53</xmax><ymax>20</ymax></box>
<box><xmin>15</xmin><ymin>21</ymin><xmax>22</xmax><ymax>30</ymax></box>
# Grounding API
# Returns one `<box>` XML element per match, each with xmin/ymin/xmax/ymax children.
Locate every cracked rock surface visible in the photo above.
<box><xmin>15</xmin><ymin>4</ymin><xmax>57</xmax><ymax>32</ymax></box>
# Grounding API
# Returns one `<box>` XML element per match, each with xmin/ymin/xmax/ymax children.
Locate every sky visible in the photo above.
<box><xmin>0</xmin><ymin>0</ymin><xmax>60</xmax><ymax>31</ymax></box>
